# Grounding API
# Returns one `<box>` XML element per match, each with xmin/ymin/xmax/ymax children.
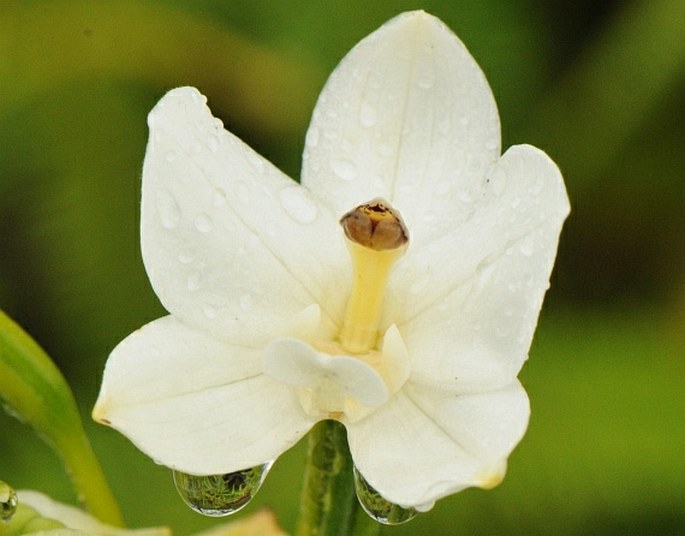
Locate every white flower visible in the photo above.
<box><xmin>93</xmin><ymin>11</ymin><xmax>569</xmax><ymax>509</ymax></box>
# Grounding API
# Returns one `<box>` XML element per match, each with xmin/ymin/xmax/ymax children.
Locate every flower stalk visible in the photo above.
<box><xmin>296</xmin><ymin>420</ymin><xmax>379</xmax><ymax>536</ymax></box>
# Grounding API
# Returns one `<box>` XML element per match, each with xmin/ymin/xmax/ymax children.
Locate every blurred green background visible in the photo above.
<box><xmin>1</xmin><ymin>0</ymin><xmax>684</xmax><ymax>534</ymax></box>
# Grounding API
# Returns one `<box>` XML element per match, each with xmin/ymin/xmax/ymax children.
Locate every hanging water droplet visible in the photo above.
<box><xmin>331</xmin><ymin>158</ymin><xmax>358</xmax><ymax>181</ymax></box>
<box><xmin>155</xmin><ymin>189</ymin><xmax>182</xmax><ymax>229</ymax></box>
<box><xmin>0</xmin><ymin>481</ymin><xmax>18</xmax><ymax>521</ymax></box>
<box><xmin>353</xmin><ymin>467</ymin><xmax>417</xmax><ymax>525</ymax></box>
<box><xmin>173</xmin><ymin>463</ymin><xmax>272</xmax><ymax>517</ymax></box>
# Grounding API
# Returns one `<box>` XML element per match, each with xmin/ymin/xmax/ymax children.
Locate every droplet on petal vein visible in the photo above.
<box><xmin>0</xmin><ymin>481</ymin><xmax>18</xmax><ymax>521</ymax></box>
<box><xmin>173</xmin><ymin>463</ymin><xmax>272</xmax><ymax>517</ymax></box>
<box><xmin>353</xmin><ymin>467</ymin><xmax>416</xmax><ymax>525</ymax></box>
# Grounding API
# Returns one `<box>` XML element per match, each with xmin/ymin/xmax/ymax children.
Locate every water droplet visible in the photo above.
<box><xmin>213</xmin><ymin>188</ymin><xmax>227</xmax><ymax>207</ymax></box>
<box><xmin>279</xmin><ymin>186</ymin><xmax>318</xmax><ymax>224</ymax></box>
<box><xmin>156</xmin><ymin>189</ymin><xmax>182</xmax><ymax>229</ymax></box>
<box><xmin>0</xmin><ymin>481</ymin><xmax>18</xmax><ymax>521</ymax></box>
<box><xmin>457</xmin><ymin>190</ymin><xmax>474</xmax><ymax>204</ymax></box>
<box><xmin>360</xmin><ymin>103</ymin><xmax>377</xmax><ymax>127</ymax></box>
<box><xmin>207</xmin><ymin>134</ymin><xmax>220</xmax><ymax>153</ymax></box>
<box><xmin>331</xmin><ymin>158</ymin><xmax>358</xmax><ymax>181</ymax></box>
<box><xmin>187</xmin><ymin>271</ymin><xmax>201</xmax><ymax>291</ymax></box>
<box><xmin>247</xmin><ymin>151</ymin><xmax>265</xmax><ymax>173</ymax></box>
<box><xmin>239</xmin><ymin>294</ymin><xmax>253</xmax><ymax>311</ymax></box>
<box><xmin>305</xmin><ymin>126</ymin><xmax>320</xmax><ymax>147</ymax></box>
<box><xmin>485</xmin><ymin>139</ymin><xmax>499</xmax><ymax>151</ymax></box>
<box><xmin>194</xmin><ymin>213</ymin><xmax>213</xmax><ymax>233</ymax></box>
<box><xmin>417</xmin><ymin>76</ymin><xmax>433</xmax><ymax>89</ymax></box>
<box><xmin>203</xmin><ymin>304</ymin><xmax>217</xmax><ymax>319</ymax></box>
<box><xmin>173</xmin><ymin>463</ymin><xmax>272</xmax><ymax>517</ymax></box>
<box><xmin>511</xmin><ymin>197</ymin><xmax>522</xmax><ymax>209</ymax></box>
<box><xmin>519</xmin><ymin>238</ymin><xmax>534</xmax><ymax>257</ymax></box>
<box><xmin>354</xmin><ymin>467</ymin><xmax>416</xmax><ymax>525</ymax></box>
<box><xmin>488</xmin><ymin>168</ymin><xmax>507</xmax><ymax>196</ymax></box>
<box><xmin>178</xmin><ymin>248</ymin><xmax>194</xmax><ymax>264</ymax></box>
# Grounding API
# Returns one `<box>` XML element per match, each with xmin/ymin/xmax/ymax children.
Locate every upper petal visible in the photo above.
<box><xmin>301</xmin><ymin>10</ymin><xmax>500</xmax><ymax>246</ymax></box>
<box><xmin>389</xmin><ymin>144</ymin><xmax>569</xmax><ymax>391</ymax></box>
<box><xmin>93</xmin><ymin>316</ymin><xmax>314</xmax><ymax>474</ymax></box>
<box><xmin>142</xmin><ymin>87</ymin><xmax>349</xmax><ymax>345</ymax></box>
<box><xmin>347</xmin><ymin>380</ymin><xmax>529</xmax><ymax>508</ymax></box>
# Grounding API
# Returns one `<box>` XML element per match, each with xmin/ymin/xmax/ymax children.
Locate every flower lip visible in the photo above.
<box><xmin>340</xmin><ymin>199</ymin><xmax>408</xmax><ymax>251</ymax></box>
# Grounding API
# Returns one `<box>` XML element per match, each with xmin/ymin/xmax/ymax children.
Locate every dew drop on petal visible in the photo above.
<box><xmin>187</xmin><ymin>271</ymin><xmax>201</xmax><ymax>291</ymax></box>
<box><xmin>177</xmin><ymin>248</ymin><xmax>195</xmax><ymax>264</ymax></box>
<box><xmin>206</xmin><ymin>134</ymin><xmax>220</xmax><ymax>153</ymax></box>
<box><xmin>488</xmin><ymin>168</ymin><xmax>507</xmax><ymax>196</ymax></box>
<box><xmin>247</xmin><ymin>151</ymin><xmax>265</xmax><ymax>173</ymax></box>
<box><xmin>0</xmin><ymin>481</ymin><xmax>18</xmax><ymax>521</ymax></box>
<box><xmin>173</xmin><ymin>464</ymin><xmax>272</xmax><ymax>517</ymax></box>
<box><xmin>239</xmin><ymin>294</ymin><xmax>253</xmax><ymax>311</ymax></box>
<box><xmin>306</xmin><ymin>126</ymin><xmax>320</xmax><ymax>148</ymax></box>
<box><xmin>519</xmin><ymin>237</ymin><xmax>535</xmax><ymax>257</ymax></box>
<box><xmin>353</xmin><ymin>467</ymin><xmax>417</xmax><ymax>526</ymax></box>
<box><xmin>213</xmin><ymin>188</ymin><xmax>227</xmax><ymax>207</ymax></box>
<box><xmin>417</xmin><ymin>76</ymin><xmax>433</xmax><ymax>89</ymax></box>
<box><xmin>203</xmin><ymin>304</ymin><xmax>217</xmax><ymax>319</ymax></box>
<box><xmin>331</xmin><ymin>158</ymin><xmax>358</xmax><ymax>181</ymax></box>
<box><xmin>194</xmin><ymin>213</ymin><xmax>213</xmax><ymax>233</ymax></box>
<box><xmin>155</xmin><ymin>189</ymin><xmax>182</xmax><ymax>229</ymax></box>
<box><xmin>359</xmin><ymin>103</ymin><xmax>378</xmax><ymax>127</ymax></box>
<box><xmin>279</xmin><ymin>186</ymin><xmax>318</xmax><ymax>224</ymax></box>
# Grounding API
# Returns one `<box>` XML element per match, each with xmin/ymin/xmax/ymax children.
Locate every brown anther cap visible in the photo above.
<box><xmin>340</xmin><ymin>199</ymin><xmax>409</xmax><ymax>251</ymax></box>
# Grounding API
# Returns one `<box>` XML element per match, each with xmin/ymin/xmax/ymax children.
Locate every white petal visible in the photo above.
<box><xmin>301</xmin><ymin>10</ymin><xmax>500</xmax><ymax>245</ymax></box>
<box><xmin>347</xmin><ymin>381</ymin><xmax>529</xmax><ymax>507</ymax></box>
<box><xmin>262</xmin><ymin>338</ymin><xmax>388</xmax><ymax>409</ymax></box>
<box><xmin>17</xmin><ymin>490</ymin><xmax>168</xmax><ymax>535</ymax></box>
<box><xmin>142</xmin><ymin>87</ymin><xmax>349</xmax><ymax>345</ymax></box>
<box><xmin>93</xmin><ymin>316</ymin><xmax>313</xmax><ymax>474</ymax></box>
<box><xmin>389</xmin><ymin>144</ymin><xmax>569</xmax><ymax>390</ymax></box>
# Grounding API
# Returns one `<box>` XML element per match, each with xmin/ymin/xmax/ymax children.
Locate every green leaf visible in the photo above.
<box><xmin>0</xmin><ymin>310</ymin><xmax>123</xmax><ymax>526</ymax></box>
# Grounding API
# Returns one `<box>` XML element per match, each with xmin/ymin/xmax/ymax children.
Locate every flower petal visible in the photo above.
<box><xmin>301</xmin><ymin>10</ymin><xmax>500</xmax><ymax>245</ymax></box>
<box><xmin>16</xmin><ymin>490</ymin><xmax>169</xmax><ymax>535</ymax></box>
<box><xmin>347</xmin><ymin>381</ymin><xmax>529</xmax><ymax>507</ymax></box>
<box><xmin>389</xmin><ymin>144</ymin><xmax>569</xmax><ymax>391</ymax></box>
<box><xmin>93</xmin><ymin>316</ymin><xmax>313</xmax><ymax>474</ymax></box>
<box><xmin>142</xmin><ymin>87</ymin><xmax>348</xmax><ymax>345</ymax></box>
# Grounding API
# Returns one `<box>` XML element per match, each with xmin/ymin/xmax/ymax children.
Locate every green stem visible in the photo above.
<box><xmin>0</xmin><ymin>310</ymin><xmax>124</xmax><ymax>526</ymax></box>
<box><xmin>296</xmin><ymin>420</ymin><xmax>379</xmax><ymax>536</ymax></box>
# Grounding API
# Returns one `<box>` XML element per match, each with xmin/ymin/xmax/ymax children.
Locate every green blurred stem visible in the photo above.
<box><xmin>296</xmin><ymin>420</ymin><xmax>379</xmax><ymax>536</ymax></box>
<box><xmin>0</xmin><ymin>310</ymin><xmax>124</xmax><ymax>526</ymax></box>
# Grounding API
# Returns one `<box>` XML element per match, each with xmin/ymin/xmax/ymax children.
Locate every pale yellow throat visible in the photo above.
<box><xmin>338</xmin><ymin>199</ymin><xmax>408</xmax><ymax>354</ymax></box>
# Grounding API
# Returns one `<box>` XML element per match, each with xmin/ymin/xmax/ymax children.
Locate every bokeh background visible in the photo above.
<box><xmin>1</xmin><ymin>0</ymin><xmax>684</xmax><ymax>534</ymax></box>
